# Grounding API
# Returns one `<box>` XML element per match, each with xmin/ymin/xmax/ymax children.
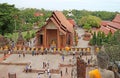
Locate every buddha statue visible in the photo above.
<box><xmin>52</xmin><ymin>40</ymin><xmax>56</xmax><ymax>46</ymax></box>
<box><xmin>89</xmin><ymin>51</ymin><xmax>115</xmax><ymax>78</ymax></box>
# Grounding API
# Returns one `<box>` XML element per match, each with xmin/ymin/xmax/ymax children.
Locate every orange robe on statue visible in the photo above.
<box><xmin>89</xmin><ymin>69</ymin><xmax>102</xmax><ymax>78</ymax></box>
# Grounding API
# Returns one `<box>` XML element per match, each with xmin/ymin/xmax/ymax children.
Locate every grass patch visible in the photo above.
<box><xmin>4</xmin><ymin>30</ymin><xmax>36</xmax><ymax>41</ymax></box>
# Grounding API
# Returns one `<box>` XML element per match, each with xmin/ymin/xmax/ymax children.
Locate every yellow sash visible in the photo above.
<box><xmin>89</xmin><ymin>69</ymin><xmax>101</xmax><ymax>78</ymax></box>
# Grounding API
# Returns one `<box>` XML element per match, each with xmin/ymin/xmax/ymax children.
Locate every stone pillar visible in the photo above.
<box><xmin>57</xmin><ymin>29</ymin><xmax>60</xmax><ymax>48</ymax></box>
<box><xmin>64</xmin><ymin>35</ymin><xmax>67</xmax><ymax>47</ymax></box>
<box><xmin>44</xmin><ymin>28</ymin><xmax>47</xmax><ymax>48</ymax></box>
<box><xmin>36</xmin><ymin>33</ymin><xmax>39</xmax><ymax>46</ymax></box>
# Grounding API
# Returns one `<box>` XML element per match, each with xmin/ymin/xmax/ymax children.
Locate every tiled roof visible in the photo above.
<box><xmin>34</xmin><ymin>12</ymin><xmax>43</xmax><ymax>17</ymax></box>
<box><xmin>107</xmin><ymin>26</ymin><xmax>117</xmax><ymax>34</ymax></box>
<box><xmin>101</xmin><ymin>21</ymin><xmax>111</xmax><ymax>26</ymax></box>
<box><xmin>112</xmin><ymin>14</ymin><xmax>120</xmax><ymax>24</ymax></box>
<box><xmin>53</xmin><ymin>11</ymin><xmax>74</xmax><ymax>33</ymax></box>
<box><xmin>107</xmin><ymin>22</ymin><xmax>120</xmax><ymax>29</ymax></box>
<box><xmin>68</xmin><ymin>18</ymin><xmax>76</xmax><ymax>26</ymax></box>
<box><xmin>50</xmin><ymin>17</ymin><xmax>66</xmax><ymax>35</ymax></box>
<box><xmin>37</xmin><ymin>11</ymin><xmax>74</xmax><ymax>34</ymax></box>
<box><xmin>100</xmin><ymin>14</ymin><xmax>120</xmax><ymax>35</ymax></box>
<box><xmin>99</xmin><ymin>26</ymin><xmax>110</xmax><ymax>35</ymax></box>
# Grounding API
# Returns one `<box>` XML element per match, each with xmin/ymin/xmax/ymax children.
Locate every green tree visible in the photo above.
<box><xmin>89</xmin><ymin>32</ymin><xmax>96</xmax><ymax>45</ymax></box>
<box><xmin>78</xmin><ymin>15</ymin><xmax>101</xmax><ymax>28</ymax></box>
<box><xmin>18</xmin><ymin>8</ymin><xmax>52</xmax><ymax>31</ymax></box>
<box><xmin>0</xmin><ymin>3</ymin><xmax>19</xmax><ymax>35</ymax></box>
<box><xmin>92</xmin><ymin>11</ymin><xmax>117</xmax><ymax>21</ymax></box>
<box><xmin>102</xmin><ymin>30</ymin><xmax>120</xmax><ymax>62</ymax></box>
<box><xmin>24</xmin><ymin>31</ymin><xmax>31</xmax><ymax>42</ymax></box>
<box><xmin>104</xmin><ymin>44</ymin><xmax>120</xmax><ymax>62</ymax></box>
<box><xmin>90</xmin><ymin>31</ymin><xmax>106</xmax><ymax>46</ymax></box>
<box><xmin>83</xmin><ymin>23</ymin><xmax>91</xmax><ymax>31</ymax></box>
<box><xmin>96</xmin><ymin>31</ymin><xmax>102</xmax><ymax>46</ymax></box>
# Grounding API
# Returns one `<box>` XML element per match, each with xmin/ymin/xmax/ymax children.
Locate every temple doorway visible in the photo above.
<box><xmin>46</xmin><ymin>29</ymin><xmax>57</xmax><ymax>48</ymax></box>
<box><xmin>39</xmin><ymin>35</ymin><xmax>43</xmax><ymax>45</ymax></box>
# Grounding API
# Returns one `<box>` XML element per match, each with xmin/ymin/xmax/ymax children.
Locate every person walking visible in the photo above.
<box><xmin>37</xmin><ymin>73</ymin><xmax>41</xmax><ymax>78</ymax></box>
<box><xmin>18</xmin><ymin>52</ymin><xmax>21</xmax><ymax>58</ymax></box>
<box><xmin>71</xmin><ymin>69</ymin><xmax>73</xmax><ymax>78</ymax></box>
<box><xmin>25</xmin><ymin>65</ymin><xmax>29</xmax><ymax>73</ymax></box>
<box><xmin>23</xmin><ymin>52</ymin><xmax>25</xmax><ymax>58</ymax></box>
<box><xmin>73</xmin><ymin>51</ymin><xmax>75</xmax><ymax>59</ymax></box>
<box><xmin>66</xmin><ymin>67</ymin><xmax>68</xmax><ymax>74</ymax></box>
<box><xmin>47</xmin><ymin>68</ymin><xmax>50</xmax><ymax>75</ymax></box>
<box><xmin>43</xmin><ymin>62</ymin><xmax>45</xmax><ymax>68</ymax></box>
<box><xmin>48</xmin><ymin>73</ymin><xmax>51</xmax><ymax>78</ymax></box>
<box><xmin>60</xmin><ymin>70</ymin><xmax>62</xmax><ymax>77</ymax></box>
<box><xmin>32</xmin><ymin>50</ymin><xmax>34</xmax><ymax>56</ymax></box>
<box><xmin>62</xmin><ymin>55</ymin><xmax>64</xmax><ymax>62</ymax></box>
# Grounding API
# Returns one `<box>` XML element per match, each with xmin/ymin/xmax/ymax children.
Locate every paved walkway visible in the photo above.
<box><xmin>0</xmin><ymin>54</ymin><xmax>94</xmax><ymax>78</ymax></box>
<box><xmin>76</xmin><ymin>27</ymin><xmax>95</xmax><ymax>55</ymax></box>
<box><xmin>0</xmin><ymin>54</ymin><xmax>75</xmax><ymax>78</ymax></box>
<box><xmin>76</xmin><ymin>27</ymin><xmax>89</xmax><ymax>48</ymax></box>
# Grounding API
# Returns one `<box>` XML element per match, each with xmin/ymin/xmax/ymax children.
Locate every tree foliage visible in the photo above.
<box><xmin>16</xmin><ymin>8</ymin><xmax>52</xmax><ymax>31</ymax></box>
<box><xmin>0</xmin><ymin>3</ymin><xmax>119</xmax><ymax>36</ymax></box>
<box><xmin>89</xmin><ymin>30</ymin><xmax>120</xmax><ymax>61</ymax></box>
<box><xmin>83</xmin><ymin>23</ymin><xmax>91</xmax><ymax>30</ymax></box>
<box><xmin>24</xmin><ymin>31</ymin><xmax>31</xmax><ymax>42</ymax></box>
<box><xmin>104</xmin><ymin>44</ymin><xmax>120</xmax><ymax>62</ymax></box>
<box><xmin>100</xmin><ymin>31</ymin><xmax>120</xmax><ymax>62</ymax></box>
<box><xmin>89</xmin><ymin>31</ymin><xmax>112</xmax><ymax>46</ymax></box>
<box><xmin>78</xmin><ymin>15</ymin><xmax>101</xmax><ymax>28</ymax></box>
<box><xmin>63</xmin><ymin>10</ymin><xmax>118</xmax><ymax>25</ymax></box>
<box><xmin>0</xmin><ymin>3</ymin><xmax>19</xmax><ymax>35</ymax></box>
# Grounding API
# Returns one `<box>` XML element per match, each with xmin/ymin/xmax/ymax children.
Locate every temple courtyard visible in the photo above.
<box><xmin>0</xmin><ymin>27</ymin><xmax>97</xmax><ymax>78</ymax></box>
<box><xmin>0</xmin><ymin>53</ymin><xmax>96</xmax><ymax>78</ymax></box>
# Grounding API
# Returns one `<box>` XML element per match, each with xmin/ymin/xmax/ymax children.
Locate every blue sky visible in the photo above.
<box><xmin>0</xmin><ymin>0</ymin><xmax>120</xmax><ymax>12</ymax></box>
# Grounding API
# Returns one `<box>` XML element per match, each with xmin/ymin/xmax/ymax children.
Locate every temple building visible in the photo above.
<box><xmin>100</xmin><ymin>14</ymin><xmax>120</xmax><ymax>35</ymax></box>
<box><xmin>36</xmin><ymin>11</ymin><xmax>74</xmax><ymax>48</ymax></box>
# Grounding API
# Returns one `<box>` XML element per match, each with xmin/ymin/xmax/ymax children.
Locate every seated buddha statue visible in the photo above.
<box><xmin>89</xmin><ymin>51</ymin><xmax>115</xmax><ymax>78</ymax></box>
<box><xmin>52</xmin><ymin>40</ymin><xmax>56</xmax><ymax>46</ymax></box>
<box><xmin>51</xmin><ymin>40</ymin><xmax>56</xmax><ymax>48</ymax></box>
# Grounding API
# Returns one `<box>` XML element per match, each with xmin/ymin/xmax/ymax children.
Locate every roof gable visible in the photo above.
<box><xmin>37</xmin><ymin>11</ymin><xmax>74</xmax><ymax>34</ymax></box>
<box><xmin>53</xmin><ymin>11</ymin><xmax>74</xmax><ymax>33</ymax></box>
<box><xmin>112</xmin><ymin>14</ymin><xmax>120</xmax><ymax>24</ymax></box>
<box><xmin>46</xmin><ymin>21</ymin><xmax>57</xmax><ymax>29</ymax></box>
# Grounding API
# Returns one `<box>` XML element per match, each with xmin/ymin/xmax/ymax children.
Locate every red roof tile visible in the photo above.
<box><xmin>53</xmin><ymin>11</ymin><xmax>74</xmax><ymax>33</ymax></box>
<box><xmin>101</xmin><ymin>21</ymin><xmax>111</xmax><ymax>26</ymax></box>
<box><xmin>107</xmin><ymin>26</ymin><xmax>117</xmax><ymax>34</ymax></box>
<box><xmin>112</xmin><ymin>14</ymin><xmax>120</xmax><ymax>24</ymax></box>
<box><xmin>37</xmin><ymin>11</ymin><xmax>74</xmax><ymax>35</ymax></box>
<box><xmin>99</xmin><ymin>26</ymin><xmax>110</xmax><ymax>35</ymax></box>
<box><xmin>50</xmin><ymin>17</ymin><xmax>66</xmax><ymax>35</ymax></box>
<box><xmin>34</xmin><ymin>12</ymin><xmax>43</xmax><ymax>17</ymax></box>
<box><xmin>100</xmin><ymin>14</ymin><xmax>120</xmax><ymax>35</ymax></box>
<box><xmin>68</xmin><ymin>18</ymin><xmax>76</xmax><ymax>26</ymax></box>
<box><xmin>107</xmin><ymin>22</ymin><xmax>120</xmax><ymax>29</ymax></box>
